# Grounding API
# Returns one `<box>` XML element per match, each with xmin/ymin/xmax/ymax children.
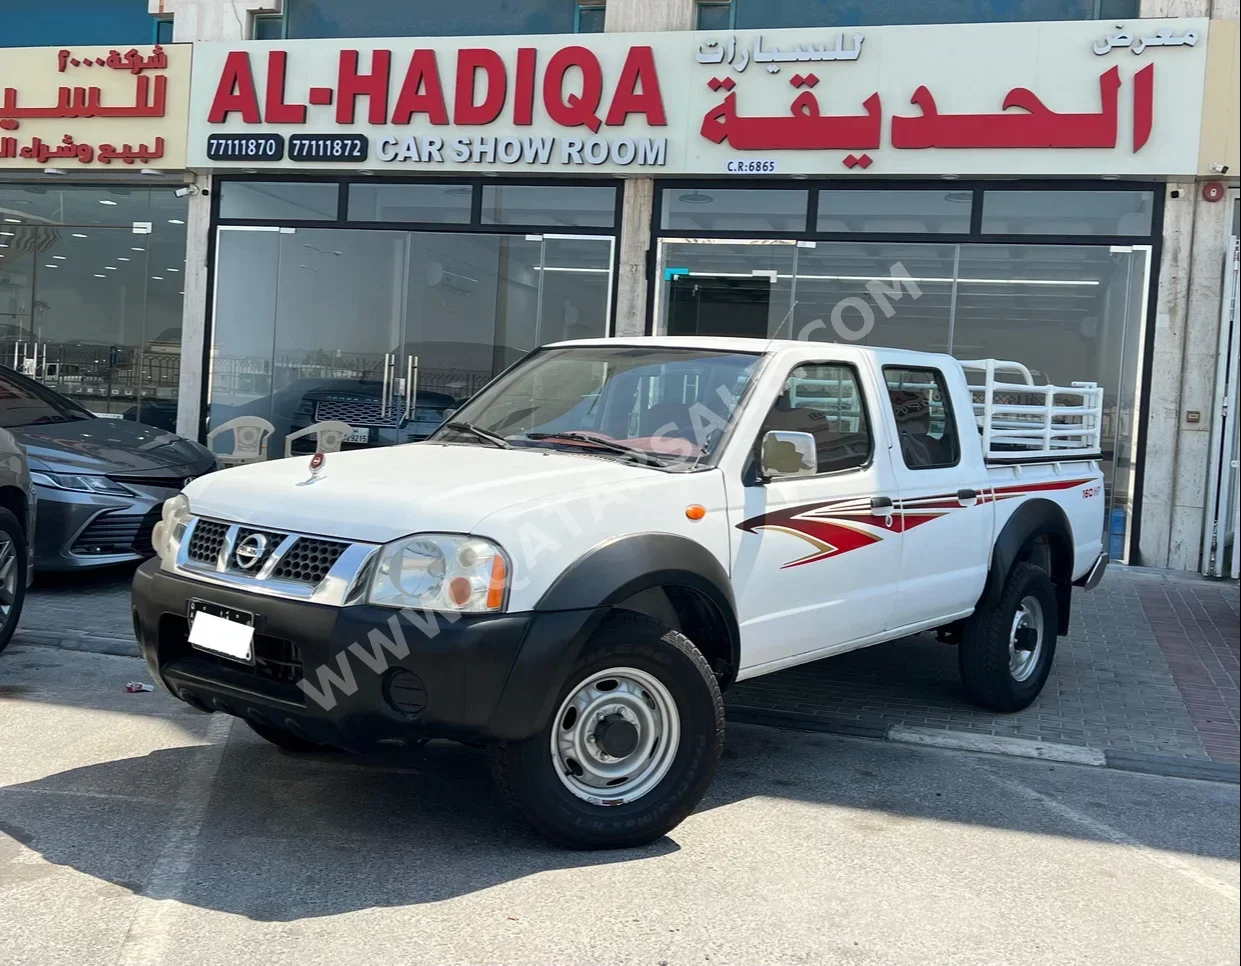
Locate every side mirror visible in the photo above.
<box><xmin>759</xmin><ymin>430</ymin><xmax>817</xmax><ymax>480</ymax></box>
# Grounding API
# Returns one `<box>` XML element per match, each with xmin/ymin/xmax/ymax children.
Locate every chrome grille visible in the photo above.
<box><xmin>314</xmin><ymin>398</ymin><xmax>399</xmax><ymax>428</ymax></box>
<box><xmin>172</xmin><ymin>517</ymin><xmax>376</xmax><ymax>606</ymax></box>
<box><xmin>271</xmin><ymin>537</ymin><xmax>349</xmax><ymax>585</ymax></box>
<box><xmin>187</xmin><ymin>520</ymin><xmax>229</xmax><ymax>564</ymax></box>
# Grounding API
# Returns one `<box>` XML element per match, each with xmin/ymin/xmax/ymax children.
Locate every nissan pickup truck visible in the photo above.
<box><xmin>133</xmin><ymin>337</ymin><xmax>1109</xmax><ymax>848</ymax></box>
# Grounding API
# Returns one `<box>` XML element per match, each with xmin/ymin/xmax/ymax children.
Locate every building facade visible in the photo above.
<box><xmin>0</xmin><ymin>0</ymin><xmax>1237</xmax><ymax>573</ymax></box>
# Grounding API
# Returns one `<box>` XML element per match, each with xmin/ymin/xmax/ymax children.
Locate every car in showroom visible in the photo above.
<box><xmin>0</xmin><ymin>365</ymin><xmax>217</xmax><ymax>571</ymax></box>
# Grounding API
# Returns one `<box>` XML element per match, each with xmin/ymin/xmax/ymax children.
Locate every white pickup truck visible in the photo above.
<box><xmin>134</xmin><ymin>337</ymin><xmax>1108</xmax><ymax>847</ymax></box>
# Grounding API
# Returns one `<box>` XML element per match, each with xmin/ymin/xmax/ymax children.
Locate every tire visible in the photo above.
<box><xmin>959</xmin><ymin>562</ymin><xmax>1058</xmax><ymax>712</ymax></box>
<box><xmin>489</xmin><ymin>610</ymin><xmax>724</xmax><ymax>849</ymax></box>
<box><xmin>0</xmin><ymin>507</ymin><xmax>29</xmax><ymax>657</ymax></box>
<box><xmin>245</xmin><ymin>719</ymin><xmax>331</xmax><ymax>753</ymax></box>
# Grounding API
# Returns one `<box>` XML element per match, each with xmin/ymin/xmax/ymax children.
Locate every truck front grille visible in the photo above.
<box><xmin>187</xmin><ymin>519</ymin><xmax>229</xmax><ymax>564</ymax></box>
<box><xmin>271</xmin><ymin>537</ymin><xmax>349</xmax><ymax>585</ymax></box>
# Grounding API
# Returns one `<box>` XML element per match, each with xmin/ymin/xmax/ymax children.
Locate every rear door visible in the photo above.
<box><xmin>729</xmin><ymin>359</ymin><xmax>904</xmax><ymax>673</ymax></box>
<box><xmin>882</xmin><ymin>364</ymin><xmax>993</xmax><ymax>629</ymax></box>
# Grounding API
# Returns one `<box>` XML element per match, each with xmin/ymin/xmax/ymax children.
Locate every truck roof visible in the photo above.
<box><xmin>548</xmin><ymin>336</ymin><xmax>959</xmax><ymax>368</ymax></box>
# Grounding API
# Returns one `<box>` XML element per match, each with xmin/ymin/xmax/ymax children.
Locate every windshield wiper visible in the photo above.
<box><xmin>524</xmin><ymin>431</ymin><xmax>666</xmax><ymax>468</ymax></box>
<box><xmin>444</xmin><ymin>421</ymin><xmax>512</xmax><ymax>449</ymax></box>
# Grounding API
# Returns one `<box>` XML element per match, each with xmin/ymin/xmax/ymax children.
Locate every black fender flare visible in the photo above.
<box><xmin>977</xmin><ymin>498</ymin><xmax>1075</xmax><ymax>632</ymax></box>
<box><xmin>486</xmin><ymin>534</ymin><xmax>740</xmax><ymax>740</ymax></box>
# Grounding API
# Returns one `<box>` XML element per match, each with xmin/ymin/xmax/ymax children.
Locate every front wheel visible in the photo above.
<box><xmin>959</xmin><ymin>561</ymin><xmax>1058</xmax><ymax>712</ymax></box>
<box><xmin>489</xmin><ymin>611</ymin><xmax>724</xmax><ymax>849</ymax></box>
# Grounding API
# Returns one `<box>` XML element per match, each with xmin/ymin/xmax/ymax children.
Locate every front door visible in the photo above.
<box><xmin>729</xmin><ymin>359</ymin><xmax>903</xmax><ymax>674</ymax></box>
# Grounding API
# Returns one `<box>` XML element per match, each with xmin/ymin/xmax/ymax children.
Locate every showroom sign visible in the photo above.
<box><xmin>187</xmin><ymin>19</ymin><xmax>1211</xmax><ymax>176</ymax></box>
<box><xmin>0</xmin><ymin>44</ymin><xmax>191</xmax><ymax>169</ymax></box>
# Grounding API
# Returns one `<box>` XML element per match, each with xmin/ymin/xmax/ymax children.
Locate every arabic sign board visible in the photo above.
<box><xmin>0</xmin><ymin>44</ymin><xmax>191</xmax><ymax>169</ymax></box>
<box><xmin>187</xmin><ymin>19</ymin><xmax>1211</xmax><ymax>177</ymax></box>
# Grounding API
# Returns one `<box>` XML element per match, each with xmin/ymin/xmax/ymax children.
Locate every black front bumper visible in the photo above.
<box><xmin>131</xmin><ymin>559</ymin><xmax>603</xmax><ymax>750</ymax></box>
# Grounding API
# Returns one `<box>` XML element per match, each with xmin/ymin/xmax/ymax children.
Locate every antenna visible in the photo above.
<box><xmin>763</xmin><ymin>298</ymin><xmax>798</xmax><ymax>354</ymax></box>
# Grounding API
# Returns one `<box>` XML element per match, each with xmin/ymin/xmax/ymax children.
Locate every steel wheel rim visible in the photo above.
<box><xmin>1009</xmin><ymin>595</ymin><xmax>1044</xmax><ymax>682</ymax></box>
<box><xmin>550</xmin><ymin>666</ymin><xmax>681</xmax><ymax>806</ymax></box>
<box><xmin>0</xmin><ymin>536</ymin><xmax>16</xmax><ymax>623</ymax></box>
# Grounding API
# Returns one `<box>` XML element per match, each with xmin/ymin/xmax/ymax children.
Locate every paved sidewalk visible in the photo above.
<box><xmin>15</xmin><ymin>563</ymin><xmax>1239</xmax><ymax>772</ymax></box>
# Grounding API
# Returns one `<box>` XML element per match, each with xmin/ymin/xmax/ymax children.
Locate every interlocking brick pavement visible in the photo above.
<box><xmin>15</xmin><ymin>563</ymin><xmax>1239</xmax><ymax>767</ymax></box>
<box><xmin>728</xmin><ymin>567</ymin><xmax>1238</xmax><ymax>763</ymax></box>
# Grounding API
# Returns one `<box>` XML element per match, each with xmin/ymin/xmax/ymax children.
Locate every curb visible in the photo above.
<box><xmin>14</xmin><ymin>632</ymin><xmax>140</xmax><ymax>659</ymax></box>
<box><xmin>728</xmin><ymin>704</ymin><xmax>1241</xmax><ymax>786</ymax></box>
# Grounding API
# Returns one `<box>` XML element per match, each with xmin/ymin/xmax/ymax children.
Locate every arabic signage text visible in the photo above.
<box><xmin>0</xmin><ymin>44</ymin><xmax>191</xmax><ymax>169</ymax></box>
<box><xmin>187</xmin><ymin>20</ymin><xmax>1212</xmax><ymax>176</ymax></box>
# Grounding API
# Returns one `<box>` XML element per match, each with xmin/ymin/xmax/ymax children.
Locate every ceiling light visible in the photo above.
<box><xmin>940</xmin><ymin>174</ymin><xmax>960</xmax><ymax>180</ymax></box>
<box><xmin>117</xmin><ymin>257</ymin><xmax>131</xmax><ymax>262</ymax></box>
<box><xmin>43</xmin><ymin>167</ymin><xmax>67</xmax><ymax>176</ymax></box>
<box><xmin>678</xmin><ymin>191</ymin><xmax>714</xmax><ymax>205</ymax></box>
<box><xmin>98</xmin><ymin>199</ymin><xmax>118</xmax><ymax>206</ymax></box>
<box><xmin>131</xmin><ymin>247</ymin><xmax>145</xmax><ymax>251</ymax></box>
<box><xmin>0</xmin><ymin>231</ymin><xmax>14</xmax><ymax>236</ymax></box>
<box><xmin>3</xmin><ymin>218</ymin><xmax>19</xmax><ymax>223</ymax></box>
<box><xmin>168</xmin><ymin>219</ymin><xmax>184</xmax><ymax>225</ymax></box>
<box><xmin>44</xmin><ymin>264</ymin><xmax>58</xmax><ymax>268</ymax></box>
<box><xmin>72</xmin><ymin>232</ymin><xmax>88</xmax><ymax>238</ymax></box>
<box><xmin>52</xmin><ymin>255</ymin><xmax>66</xmax><ymax>260</ymax></box>
<box><xmin>94</xmin><ymin>273</ymin><xmax>106</xmax><ymax>278</ymax></box>
<box><xmin>104</xmin><ymin>266</ymin><xmax>118</xmax><ymax>270</ymax></box>
<box><xmin>166</xmin><ymin>267</ymin><xmax>179</xmax><ymax>272</ymax></box>
<box><xmin>151</xmin><ymin>276</ymin><xmax>164</xmax><ymax>280</ymax></box>
<box><xmin>139</xmin><ymin>168</ymin><xmax>162</xmax><ymax>176</ymax></box>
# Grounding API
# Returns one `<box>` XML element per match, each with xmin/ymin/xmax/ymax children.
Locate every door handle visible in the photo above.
<box><xmin>380</xmin><ymin>353</ymin><xmax>392</xmax><ymax>418</ymax></box>
<box><xmin>403</xmin><ymin>355</ymin><xmax>418</xmax><ymax>421</ymax></box>
<box><xmin>869</xmin><ymin>496</ymin><xmax>894</xmax><ymax>516</ymax></box>
<box><xmin>957</xmin><ymin>488</ymin><xmax>978</xmax><ymax>505</ymax></box>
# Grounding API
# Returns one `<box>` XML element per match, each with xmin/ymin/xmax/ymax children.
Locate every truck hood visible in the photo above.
<box><xmin>184</xmin><ymin>442</ymin><xmax>657</xmax><ymax>543</ymax></box>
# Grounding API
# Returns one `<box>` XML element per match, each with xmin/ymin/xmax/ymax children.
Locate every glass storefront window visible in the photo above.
<box><xmin>981</xmin><ymin>190</ymin><xmax>1154</xmax><ymax>236</ymax></box>
<box><xmin>654</xmin><ymin>236</ymin><xmax>1151</xmax><ymax>559</ymax></box>
<box><xmin>347</xmin><ymin>183</ymin><xmax>472</xmax><ymax>223</ymax></box>
<box><xmin>818</xmin><ymin>190</ymin><xmax>972</xmax><ymax>234</ymax></box>
<box><xmin>284</xmin><ymin>0</ymin><xmax>579</xmax><ymax>38</ymax></box>
<box><xmin>480</xmin><ymin>185</ymin><xmax>617</xmax><ymax>228</ymax></box>
<box><xmin>0</xmin><ymin>186</ymin><xmax>187</xmax><ymax>429</ymax></box>
<box><xmin>219</xmin><ymin>182</ymin><xmax>340</xmax><ymax>221</ymax></box>
<box><xmin>208</xmin><ymin>226</ymin><xmax>614</xmax><ymax>460</ymax></box>
<box><xmin>661</xmin><ymin>189</ymin><xmax>808</xmax><ymax>233</ymax></box>
<box><xmin>731</xmin><ymin>0</ymin><xmax>1137</xmax><ymax>28</ymax></box>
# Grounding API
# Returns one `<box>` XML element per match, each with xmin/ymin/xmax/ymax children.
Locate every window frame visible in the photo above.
<box><xmin>882</xmin><ymin>365</ymin><xmax>962</xmax><ymax>471</ymax></box>
<box><xmin>750</xmin><ymin>359</ymin><xmax>875</xmax><ymax>482</ymax></box>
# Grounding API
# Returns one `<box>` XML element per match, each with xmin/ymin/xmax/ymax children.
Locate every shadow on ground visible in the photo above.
<box><xmin>2</xmin><ymin>717</ymin><xmax>1237</xmax><ymax>922</ymax></box>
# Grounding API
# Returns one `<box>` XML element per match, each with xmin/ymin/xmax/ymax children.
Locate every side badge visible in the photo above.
<box><xmin>297</xmin><ymin>451</ymin><xmax>326</xmax><ymax>486</ymax></box>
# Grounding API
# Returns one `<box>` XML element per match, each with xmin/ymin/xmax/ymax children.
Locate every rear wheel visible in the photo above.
<box><xmin>490</xmin><ymin>611</ymin><xmax>724</xmax><ymax>849</ymax></box>
<box><xmin>0</xmin><ymin>508</ymin><xmax>29</xmax><ymax>657</ymax></box>
<box><xmin>959</xmin><ymin>562</ymin><xmax>1058</xmax><ymax>712</ymax></box>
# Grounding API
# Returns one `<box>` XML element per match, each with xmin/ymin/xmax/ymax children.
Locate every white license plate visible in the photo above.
<box><xmin>189</xmin><ymin>609</ymin><xmax>255</xmax><ymax>663</ymax></box>
<box><xmin>345</xmin><ymin>428</ymin><xmax>370</xmax><ymax>444</ymax></box>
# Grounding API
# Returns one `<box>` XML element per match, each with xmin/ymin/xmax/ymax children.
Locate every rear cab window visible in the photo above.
<box><xmin>883</xmin><ymin>366</ymin><xmax>961</xmax><ymax>470</ymax></box>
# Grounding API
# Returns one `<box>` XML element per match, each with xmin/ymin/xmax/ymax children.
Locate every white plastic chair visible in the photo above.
<box><xmin>206</xmin><ymin>416</ymin><xmax>275</xmax><ymax>465</ymax></box>
<box><xmin>283</xmin><ymin>420</ymin><xmax>353</xmax><ymax>458</ymax></box>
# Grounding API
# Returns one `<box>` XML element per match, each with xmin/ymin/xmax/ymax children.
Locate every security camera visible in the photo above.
<box><xmin>173</xmin><ymin>185</ymin><xmax>200</xmax><ymax>198</ymax></box>
<box><xmin>1208</xmin><ymin>163</ymin><xmax>1230</xmax><ymax>175</ymax></box>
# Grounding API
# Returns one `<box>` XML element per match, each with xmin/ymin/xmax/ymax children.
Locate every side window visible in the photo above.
<box><xmin>884</xmin><ymin>366</ymin><xmax>961</xmax><ymax>470</ymax></box>
<box><xmin>759</xmin><ymin>363</ymin><xmax>872</xmax><ymax>474</ymax></box>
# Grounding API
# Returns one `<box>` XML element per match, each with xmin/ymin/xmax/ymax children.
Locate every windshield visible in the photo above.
<box><xmin>433</xmin><ymin>346</ymin><xmax>762</xmax><ymax>469</ymax></box>
<box><xmin>0</xmin><ymin>367</ymin><xmax>94</xmax><ymax>428</ymax></box>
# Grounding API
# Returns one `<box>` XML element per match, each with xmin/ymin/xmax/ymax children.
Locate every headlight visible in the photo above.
<box><xmin>367</xmin><ymin>534</ymin><xmax>509</xmax><ymax>613</ymax></box>
<box><xmin>151</xmin><ymin>494</ymin><xmax>193</xmax><ymax>564</ymax></box>
<box><xmin>30</xmin><ymin>472</ymin><xmax>135</xmax><ymax>496</ymax></box>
